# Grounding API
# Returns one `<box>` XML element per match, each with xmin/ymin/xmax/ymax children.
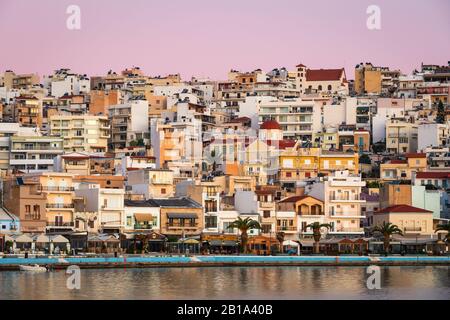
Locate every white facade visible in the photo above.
<box><xmin>75</xmin><ymin>183</ymin><xmax>125</xmax><ymax>232</ymax></box>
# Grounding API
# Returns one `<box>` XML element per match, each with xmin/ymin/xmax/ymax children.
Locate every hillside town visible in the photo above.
<box><xmin>0</xmin><ymin>62</ymin><xmax>449</xmax><ymax>256</ymax></box>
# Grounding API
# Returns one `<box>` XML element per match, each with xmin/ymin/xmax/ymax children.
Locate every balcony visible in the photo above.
<box><xmin>329</xmin><ymin>212</ymin><xmax>364</xmax><ymax>218</ymax></box>
<box><xmin>259</xmin><ymin>202</ymin><xmax>274</xmax><ymax>208</ymax></box>
<box><xmin>134</xmin><ymin>224</ymin><xmax>152</xmax><ymax>230</ymax></box>
<box><xmin>276</xmin><ymin>226</ymin><xmax>297</xmax><ymax>232</ymax></box>
<box><xmin>46</xmin><ymin>203</ymin><xmax>75</xmax><ymax>209</ymax></box>
<box><xmin>39</xmin><ymin>186</ymin><xmax>74</xmax><ymax>192</ymax></box>
<box><xmin>330</xmin><ymin>195</ymin><xmax>364</xmax><ymax>202</ymax></box>
<box><xmin>330</xmin><ymin>227</ymin><xmax>363</xmax><ymax>233</ymax></box>
<box><xmin>404</xmin><ymin>227</ymin><xmax>422</xmax><ymax>232</ymax></box>
<box><xmin>47</xmin><ymin>222</ymin><xmax>75</xmax><ymax>227</ymax></box>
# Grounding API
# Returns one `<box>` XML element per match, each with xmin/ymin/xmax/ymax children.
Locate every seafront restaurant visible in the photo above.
<box><xmin>120</xmin><ymin>231</ymin><xmax>167</xmax><ymax>253</ymax></box>
<box><xmin>247</xmin><ymin>236</ymin><xmax>278</xmax><ymax>255</ymax></box>
<box><xmin>166</xmin><ymin>238</ymin><xmax>201</xmax><ymax>254</ymax></box>
<box><xmin>320</xmin><ymin>238</ymin><xmax>370</xmax><ymax>255</ymax></box>
<box><xmin>201</xmin><ymin>234</ymin><xmax>239</xmax><ymax>254</ymax></box>
<box><xmin>87</xmin><ymin>234</ymin><xmax>120</xmax><ymax>254</ymax></box>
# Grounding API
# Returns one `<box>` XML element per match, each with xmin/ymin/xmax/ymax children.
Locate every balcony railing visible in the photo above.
<box><xmin>330</xmin><ymin>196</ymin><xmax>361</xmax><ymax>201</ymax></box>
<box><xmin>134</xmin><ymin>224</ymin><xmax>152</xmax><ymax>230</ymax></box>
<box><xmin>404</xmin><ymin>227</ymin><xmax>422</xmax><ymax>232</ymax></box>
<box><xmin>46</xmin><ymin>203</ymin><xmax>75</xmax><ymax>209</ymax></box>
<box><xmin>47</xmin><ymin>222</ymin><xmax>75</xmax><ymax>227</ymax></box>
<box><xmin>39</xmin><ymin>186</ymin><xmax>74</xmax><ymax>192</ymax></box>
<box><xmin>276</xmin><ymin>226</ymin><xmax>297</xmax><ymax>232</ymax></box>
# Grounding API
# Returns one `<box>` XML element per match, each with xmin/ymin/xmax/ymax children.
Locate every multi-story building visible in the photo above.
<box><xmin>418</xmin><ymin>123</ymin><xmax>449</xmax><ymax>150</ymax></box>
<box><xmin>258</xmin><ymin>98</ymin><xmax>321</xmax><ymax>141</ymax></box>
<box><xmin>2</xmin><ymin>176</ymin><xmax>47</xmax><ymax>233</ymax></box>
<box><xmin>14</xmin><ymin>95</ymin><xmax>42</xmax><ymax>127</ymax></box>
<box><xmin>49</xmin><ymin>114</ymin><xmax>110</xmax><ymax>152</ymax></box>
<box><xmin>43</xmin><ymin>69</ymin><xmax>90</xmax><ymax>98</ymax></box>
<box><xmin>9</xmin><ymin>136</ymin><xmax>64</xmax><ymax>173</ymax></box>
<box><xmin>89</xmin><ymin>90</ymin><xmax>122</xmax><ymax>116</ymax></box>
<box><xmin>354</xmin><ymin>62</ymin><xmax>401</xmax><ymax>95</ymax></box>
<box><xmin>124</xmin><ymin>199</ymin><xmax>160</xmax><ymax>233</ymax></box>
<box><xmin>1</xmin><ymin>70</ymin><xmax>40</xmax><ymax>89</ymax></box>
<box><xmin>372</xmin><ymin>205</ymin><xmax>434</xmax><ymax>236</ymax></box>
<box><xmin>424</xmin><ymin>147</ymin><xmax>450</xmax><ymax>171</ymax></box>
<box><xmin>109</xmin><ymin>99</ymin><xmax>149</xmax><ymax>150</ymax></box>
<box><xmin>386</xmin><ymin>117</ymin><xmax>418</xmax><ymax>154</ymax></box>
<box><xmin>309</xmin><ymin>170</ymin><xmax>366</xmax><ymax>237</ymax></box>
<box><xmin>21</xmin><ymin>173</ymin><xmax>76</xmax><ymax>233</ymax></box>
<box><xmin>76</xmin><ymin>183</ymin><xmax>125</xmax><ymax>233</ymax></box>
<box><xmin>277</xmin><ymin>195</ymin><xmax>324</xmax><ymax>239</ymax></box>
<box><xmin>380</xmin><ymin>153</ymin><xmax>427</xmax><ymax>181</ymax></box>
<box><xmin>127</xmin><ymin>168</ymin><xmax>174</xmax><ymax>199</ymax></box>
<box><xmin>147</xmin><ymin>197</ymin><xmax>203</xmax><ymax>239</ymax></box>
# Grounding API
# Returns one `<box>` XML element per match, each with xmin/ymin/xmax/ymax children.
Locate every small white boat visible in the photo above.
<box><xmin>19</xmin><ymin>264</ymin><xmax>48</xmax><ymax>272</ymax></box>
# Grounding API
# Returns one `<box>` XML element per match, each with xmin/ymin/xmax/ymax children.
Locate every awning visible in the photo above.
<box><xmin>134</xmin><ymin>213</ymin><xmax>153</xmax><ymax>222</ymax></box>
<box><xmin>167</xmin><ymin>213</ymin><xmax>198</xmax><ymax>219</ymax></box>
<box><xmin>33</xmin><ymin>234</ymin><xmax>50</xmax><ymax>243</ymax></box>
<box><xmin>283</xmin><ymin>240</ymin><xmax>299</xmax><ymax>247</ymax></box>
<box><xmin>299</xmin><ymin>241</ymin><xmax>314</xmax><ymax>247</ymax></box>
<box><xmin>208</xmin><ymin>240</ymin><xmax>237</xmax><ymax>247</ymax></box>
<box><xmin>180</xmin><ymin>239</ymin><xmax>200</xmax><ymax>244</ymax></box>
<box><xmin>13</xmin><ymin>234</ymin><xmax>33</xmax><ymax>243</ymax></box>
<box><xmin>48</xmin><ymin>235</ymin><xmax>69</xmax><ymax>243</ymax></box>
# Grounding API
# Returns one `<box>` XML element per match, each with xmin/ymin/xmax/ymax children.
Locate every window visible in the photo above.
<box><xmin>263</xmin><ymin>210</ymin><xmax>270</xmax><ymax>218</ymax></box>
<box><xmin>25</xmin><ymin>205</ymin><xmax>31</xmax><ymax>213</ymax></box>
<box><xmin>327</xmin><ymin>85</ymin><xmax>332</xmax><ymax>91</ymax></box>
<box><xmin>127</xmin><ymin>216</ymin><xmax>132</xmax><ymax>226</ymax></box>
<box><xmin>205</xmin><ymin>216</ymin><xmax>217</xmax><ymax>228</ymax></box>
<box><xmin>161</xmin><ymin>188</ymin><xmax>166</xmax><ymax>194</ymax></box>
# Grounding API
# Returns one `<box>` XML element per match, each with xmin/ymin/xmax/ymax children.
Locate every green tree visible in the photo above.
<box><xmin>227</xmin><ymin>217</ymin><xmax>261</xmax><ymax>254</ymax></box>
<box><xmin>305</xmin><ymin>222</ymin><xmax>332</xmax><ymax>254</ymax></box>
<box><xmin>371</xmin><ymin>222</ymin><xmax>403</xmax><ymax>254</ymax></box>
<box><xmin>435</xmin><ymin>100</ymin><xmax>446</xmax><ymax>124</ymax></box>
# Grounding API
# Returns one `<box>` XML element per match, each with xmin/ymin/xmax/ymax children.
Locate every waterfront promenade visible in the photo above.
<box><xmin>0</xmin><ymin>254</ymin><xmax>449</xmax><ymax>270</ymax></box>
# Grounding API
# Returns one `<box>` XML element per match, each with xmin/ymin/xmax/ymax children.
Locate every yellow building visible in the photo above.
<box><xmin>354</xmin><ymin>63</ymin><xmax>400</xmax><ymax>95</ymax></box>
<box><xmin>49</xmin><ymin>114</ymin><xmax>110</xmax><ymax>153</ymax></box>
<box><xmin>386</xmin><ymin>117</ymin><xmax>418</xmax><ymax>154</ymax></box>
<box><xmin>23</xmin><ymin>172</ymin><xmax>76</xmax><ymax>232</ymax></box>
<box><xmin>279</xmin><ymin>147</ymin><xmax>359</xmax><ymax>187</ymax></box>
<box><xmin>380</xmin><ymin>153</ymin><xmax>427</xmax><ymax>181</ymax></box>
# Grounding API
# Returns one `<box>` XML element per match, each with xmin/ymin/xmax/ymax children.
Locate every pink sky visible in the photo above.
<box><xmin>0</xmin><ymin>0</ymin><xmax>449</xmax><ymax>80</ymax></box>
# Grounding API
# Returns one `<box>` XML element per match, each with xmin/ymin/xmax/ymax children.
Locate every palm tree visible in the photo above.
<box><xmin>371</xmin><ymin>222</ymin><xmax>403</xmax><ymax>254</ymax></box>
<box><xmin>276</xmin><ymin>232</ymin><xmax>285</xmax><ymax>253</ymax></box>
<box><xmin>227</xmin><ymin>217</ymin><xmax>261</xmax><ymax>254</ymax></box>
<box><xmin>305</xmin><ymin>222</ymin><xmax>332</xmax><ymax>254</ymax></box>
<box><xmin>435</xmin><ymin>223</ymin><xmax>450</xmax><ymax>253</ymax></box>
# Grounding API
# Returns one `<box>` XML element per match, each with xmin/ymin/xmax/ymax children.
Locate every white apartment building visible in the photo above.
<box><xmin>308</xmin><ymin>171</ymin><xmax>366</xmax><ymax>237</ymax></box>
<box><xmin>44</xmin><ymin>69</ymin><xmax>90</xmax><ymax>98</ymax></box>
<box><xmin>418</xmin><ymin>122</ymin><xmax>449</xmax><ymax>150</ymax></box>
<box><xmin>257</xmin><ymin>97</ymin><xmax>321</xmax><ymax>141</ymax></box>
<box><xmin>108</xmin><ymin>99</ymin><xmax>149</xmax><ymax>149</ymax></box>
<box><xmin>9</xmin><ymin>136</ymin><xmax>63</xmax><ymax>173</ymax></box>
<box><xmin>75</xmin><ymin>183</ymin><xmax>125</xmax><ymax>233</ymax></box>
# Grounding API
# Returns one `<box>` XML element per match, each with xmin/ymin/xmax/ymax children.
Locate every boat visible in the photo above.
<box><xmin>19</xmin><ymin>264</ymin><xmax>48</xmax><ymax>272</ymax></box>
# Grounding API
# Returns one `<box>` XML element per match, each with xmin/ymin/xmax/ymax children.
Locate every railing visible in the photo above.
<box><xmin>46</xmin><ymin>203</ymin><xmax>75</xmax><ymax>209</ymax></box>
<box><xmin>276</xmin><ymin>226</ymin><xmax>297</xmax><ymax>232</ymax></box>
<box><xmin>404</xmin><ymin>227</ymin><xmax>422</xmax><ymax>232</ymax></box>
<box><xmin>134</xmin><ymin>224</ymin><xmax>152</xmax><ymax>230</ymax></box>
<box><xmin>331</xmin><ymin>227</ymin><xmax>363</xmax><ymax>233</ymax></box>
<box><xmin>39</xmin><ymin>186</ymin><xmax>74</xmax><ymax>192</ymax></box>
<box><xmin>47</xmin><ymin>222</ymin><xmax>75</xmax><ymax>227</ymax></box>
<box><xmin>330</xmin><ymin>196</ymin><xmax>361</xmax><ymax>201</ymax></box>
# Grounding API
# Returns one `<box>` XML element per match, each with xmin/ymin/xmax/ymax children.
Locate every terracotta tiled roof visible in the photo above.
<box><xmin>278</xmin><ymin>195</ymin><xmax>323</xmax><ymax>204</ymax></box>
<box><xmin>416</xmin><ymin>172</ymin><xmax>450</xmax><ymax>179</ymax></box>
<box><xmin>375</xmin><ymin>204</ymin><xmax>432</xmax><ymax>214</ymax></box>
<box><xmin>296</xmin><ymin>63</ymin><xmax>307</xmax><ymax>68</ymax></box>
<box><xmin>266</xmin><ymin>139</ymin><xmax>296</xmax><ymax>149</ymax></box>
<box><xmin>260</xmin><ymin>120</ymin><xmax>281</xmax><ymax>130</ymax></box>
<box><xmin>405</xmin><ymin>153</ymin><xmax>426</xmax><ymax>158</ymax></box>
<box><xmin>306</xmin><ymin>68</ymin><xmax>344</xmax><ymax>81</ymax></box>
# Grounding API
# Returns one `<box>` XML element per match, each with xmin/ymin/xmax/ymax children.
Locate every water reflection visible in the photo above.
<box><xmin>0</xmin><ymin>266</ymin><xmax>448</xmax><ymax>300</ymax></box>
